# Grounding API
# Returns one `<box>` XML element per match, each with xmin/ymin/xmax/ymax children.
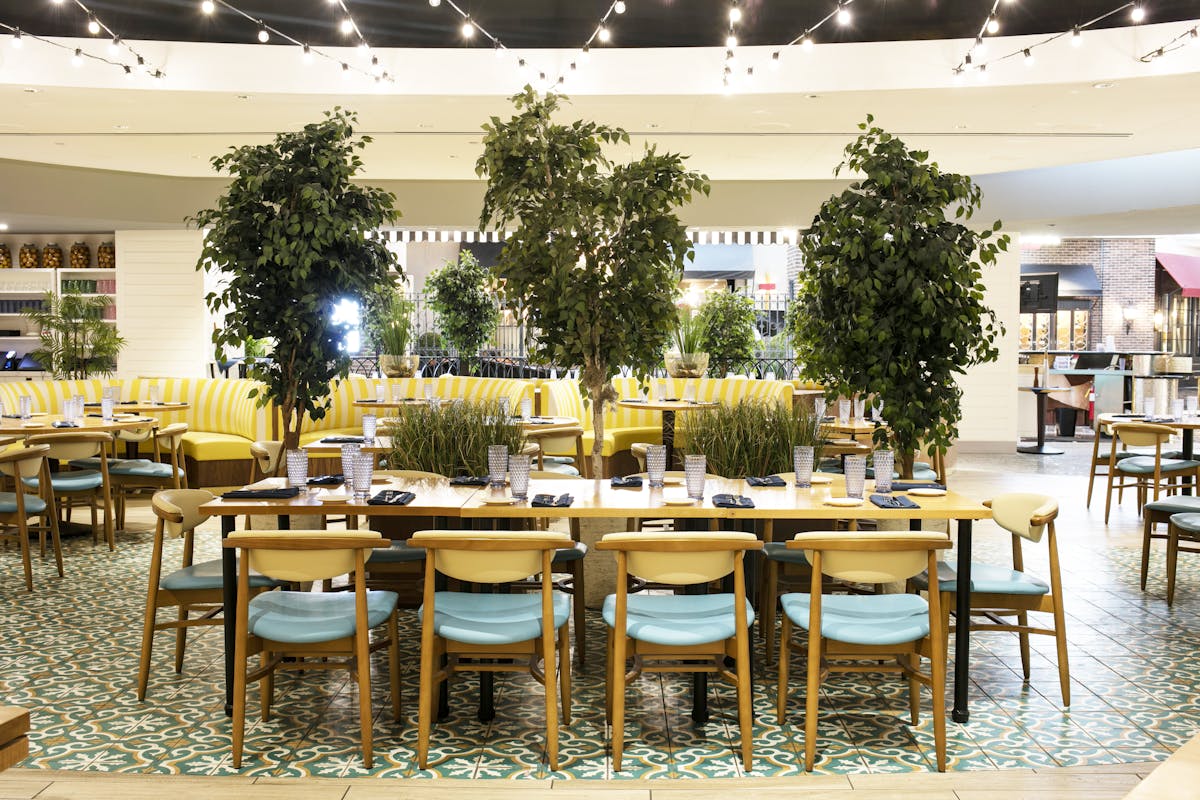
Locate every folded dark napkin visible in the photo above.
<box><xmin>368</xmin><ymin>490</ymin><xmax>415</xmax><ymax>506</ymax></box>
<box><xmin>2</xmin><ymin>414</ymin><xmax>21</xmax><ymax>419</ymax></box>
<box><xmin>87</xmin><ymin>413</ymin><xmax>105</xmax><ymax>418</ymax></box>
<box><xmin>358</xmin><ymin>398</ymin><xmax>379</xmax><ymax>403</ymax></box>
<box><xmin>51</xmin><ymin>421</ymin><xmax>79</xmax><ymax>428</ymax></box>
<box><xmin>890</xmin><ymin>482</ymin><xmax>947</xmax><ymax>492</ymax></box>
<box><xmin>320</xmin><ymin>436</ymin><xmax>366</xmax><ymax>444</ymax></box>
<box><xmin>622</xmin><ymin>399</ymin><xmax>647</xmax><ymax>404</ymax></box>
<box><xmin>307</xmin><ymin>474</ymin><xmax>344</xmax><ymax>486</ymax></box>
<box><xmin>222</xmin><ymin>487</ymin><xmax>301</xmax><ymax>500</ymax></box>
<box><xmin>870</xmin><ymin>494</ymin><xmax>920</xmax><ymax>509</ymax></box>
<box><xmin>611</xmin><ymin>475</ymin><xmax>643</xmax><ymax>488</ymax></box>
<box><xmin>532</xmin><ymin>493</ymin><xmax>574</xmax><ymax>508</ymax></box>
<box><xmin>712</xmin><ymin>493</ymin><xmax>755</xmax><ymax>508</ymax></box>
<box><xmin>450</xmin><ymin>475</ymin><xmax>490</xmax><ymax>487</ymax></box>
<box><xmin>746</xmin><ymin>475</ymin><xmax>786</xmax><ymax>487</ymax></box>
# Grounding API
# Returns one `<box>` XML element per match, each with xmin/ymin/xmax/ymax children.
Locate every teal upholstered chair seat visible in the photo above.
<box><xmin>368</xmin><ymin>541</ymin><xmax>427</xmax><ymax>563</ymax></box>
<box><xmin>22</xmin><ymin>470</ymin><xmax>102</xmax><ymax>493</ymax></box>
<box><xmin>780</xmin><ymin>592</ymin><xmax>930</xmax><ymax>646</ymax></box>
<box><xmin>160</xmin><ymin>558</ymin><xmax>283</xmax><ymax>592</ymax></box>
<box><xmin>1169</xmin><ymin>512</ymin><xmax>1200</xmax><ymax>534</ymax></box>
<box><xmin>422</xmin><ymin>590</ymin><xmax>570</xmax><ymax>646</ymax></box>
<box><xmin>911</xmin><ymin>562</ymin><xmax>1049</xmax><ymax>596</ymax></box>
<box><xmin>108</xmin><ymin>459</ymin><xmax>186</xmax><ymax>480</ymax></box>
<box><xmin>1116</xmin><ymin>456</ymin><xmax>1200</xmax><ymax>475</ymax></box>
<box><xmin>247</xmin><ymin>588</ymin><xmax>399</xmax><ymax>644</ymax></box>
<box><xmin>602</xmin><ymin>593</ymin><xmax>755</xmax><ymax>647</ymax></box>
<box><xmin>1145</xmin><ymin>496</ymin><xmax>1200</xmax><ymax>515</ymax></box>
<box><xmin>0</xmin><ymin>492</ymin><xmax>46</xmax><ymax>515</ymax></box>
<box><xmin>542</xmin><ymin>456</ymin><xmax>581</xmax><ymax>476</ymax></box>
<box><xmin>763</xmin><ymin>540</ymin><xmax>810</xmax><ymax>564</ymax></box>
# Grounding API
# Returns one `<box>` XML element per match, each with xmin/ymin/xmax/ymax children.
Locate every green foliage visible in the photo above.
<box><xmin>673</xmin><ymin>308</ymin><xmax>707</xmax><ymax>354</ymax></box>
<box><xmin>383</xmin><ymin>399</ymin><xmax>526</xmax><ymax>476</ymax></box>
<box><xmin>414</xmin><ymin>330</ymin><xmax>444</xmax><ymax>352</ymax></box>
<box><xmin>371</xmin><ymin>291</ymin><xmax>414</xmax><ymax>355</ymax></box>
<box><xmin>189</xmin><ymin>108</ymin><xmax>400</xmax><ymax>449</ymax></box>
<box><xmin>477</xmin><ymin>88</ymin><xmax>710</xmax><ymax>475</ymax></box>
<box><xmin>25</xmin><ymin>289</ymin><xmax>125</xmax><ymax>379</ymax></box>
<box><xmin>425</xmin><ymin>249</ymin><xmax>498</xmax><ymax>364</ymax></box>
<box><xmin>697</xmin><ymin>291</ymin><xmax>756</xmax><ymax>374</ymax></box>
<box><xmin>242</xmin><ymin>336</ymin><xmax>270</xmax><ymax>360</ymax></box>
<box><xmin>678</xmin><ymin>400</ymin><xmax>825</xmax><ymax>479</ymax></box>
<box><xmin>786</xmin><ymin>115</ymin><xmax>1006</xmax><ymax>476</ymax></box>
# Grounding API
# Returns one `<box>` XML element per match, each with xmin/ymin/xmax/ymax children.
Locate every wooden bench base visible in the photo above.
<box><xmin>0</xmin><ymin>706</ymin><xmax>29</xmax><ymax>772</ymax></box>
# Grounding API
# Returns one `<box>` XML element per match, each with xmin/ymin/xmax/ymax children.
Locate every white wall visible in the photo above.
<box><xmin>956</xmin><ymin>246</ymin><xmax>1020</xmax><ymax>450</ymax></box>
<box><xmin>114</xmin><ymin>230</ymin><xmax>208</xmax><ymax>378</ymax></box>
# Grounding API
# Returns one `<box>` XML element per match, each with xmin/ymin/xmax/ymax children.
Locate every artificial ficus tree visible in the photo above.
<box><xmin>477</xmin><ymin>88</ymin><xmax>709</xmax><ymax>477</ymax></box>
<box><xmin>425</xmin><ymin>249</ymin><xmax>499</xmax><ymax>374</ymax></box>
<box><xmin>787</xmin><ymin>115</ymin><xmax>1007</xmax><ymax>477</ymax></box>
<box><xmin>697</xmin><ymin>290</ymin><xmax>757</xmax><ymax>376</ymax></box>
<box><xmin>191</xmin><ymin>108</ymin><xmax>400</xmax><ymax>451</ymax></box>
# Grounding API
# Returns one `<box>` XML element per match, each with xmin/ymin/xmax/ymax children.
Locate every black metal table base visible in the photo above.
<box><xmin>1016</xmin><ymin>444</ymin><xmax>1064</xmax><ymax>455</ymax></box>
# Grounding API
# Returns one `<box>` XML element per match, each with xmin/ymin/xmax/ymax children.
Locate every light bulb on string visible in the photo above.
<box><xmin>71</xmin><ymin>48</ymin><xmax>83</xmax><ymax>67</ymax></box>
<box><xmin>340</xmin><ymin>18</ymin><xmax>353</xmax><ymax>34</ymax></box>
<box><xmin>257</xmin><ymin>27</ymin><xmax>269</xmax><ymax>43</ymax></box>
<box><xmin>976</xmin><ymin>64</ymin><xmax>988</xmax><ymax>81</ymax></box>
<box><xmin>494</xmin><ymin>41</ymin><xmax>503</xmax><ymax>58</ymax></box>
<box><xmin>579</xmin><ymin>45</ymin><xmax>590</xmax><ymax>62</ymax></box>
<box><xmin>726</xmin><ymin>33</ymin><xmax>737</xmax><ymax>47</ymax></box>
<box><xmin>836</xmin><ymin>3</ymin><xmax>851</xmax><ymax>25</ymax></box>
<box><xmin>770</xmin><ymin>50</ymin><xmax>780</xmax><ymax>69</ymax></box>
<box><xmin>615</xmin><ymin>1</ymin><xmax>626</xmax><ymax>13</ymax></box>
<box><xmin>87</xmin><ymin>16</ymin><xmax>101</xmax><ymax>35</ymax></box>
<box><xmin>462</xmin><ymin>18</ymin><xmax>475</xmax><ymax>38</ymax></box>
<box><xmin>108</xmin><ymin>36</ymin><xmax>120</xmax><ymax>55</ymax></box>
<box><xmin>974</xmin><ymin>36</ymin><xmax>986</xmax><ymax>55</ymax></box>
<box><xmin>1130</xmin><ymin>3</ymin><xmax>1145</xmax><ymax>22</ymax></box>
<box><xmin>429</xmin><ymin>0</ymin><xmax>441</xmax><ymax>5</ymax></box>
<box><xmin>986</xmin><ymin>15</ymin><xmax>999</xmax><ymax>34</ymax></box>
<box><xmin>517</xmin><ymin>57</ymin><xmax>529</xmax><ymax>75</ymax></box>
<box><xmin>341</xmin><ymin>62</ymin><xmax>350</xmax><ymax>76</ymax></box>
<box><xmin>123</xmin><ymin>65</ymin><xmax>133</xmax><ymax>80</ymax></box>
<box><xmin>358</xmin><ymin>40</ymin><xmax>369</xmax><ymax>52</ymax></box>
<box><xmin>10</xmin><ymin>29</ymin><xmax>21</xmax><ymax>48</ymax></box>
<box><xmin>728</xmin><ymin>4</ymin><xmax>741</xmax><ymax>23</ymax></box>
<box><xmin>1190</xmin><ymin>28</ymin><xmax>1199</xmax><ymax>43</ymax></box>
<box><xmin>1023</xmin><ymin>48</ymin><xmax>1034</xmax><ymax>65</ymax></box>
<box><xmin>801</xmin><ymin>31</ymin><xmax>813</xmax><ymax>50</ymax></box>
<box><xmin>598</xmin><ymin>25</ymin><xmax>611</xmax><ymax>43</ymax></box>
<box><xmin>964</xmin><ymin>53</ymin><xmax>973</xmax><ymax>66</ymax></box>
<box><xmin>302</xmin><ymin>43</ymin><xmax>313</xmax><ymax>63</ymax></box>
<box><xmin>201</xmin><ymin>0</ymin><xmax>215</xmax><ymax>13</ymax></box>
<box><xmin>370</xmin><ymin>55</ymin><xmax>382</xmax><ymax>75</ymax></box>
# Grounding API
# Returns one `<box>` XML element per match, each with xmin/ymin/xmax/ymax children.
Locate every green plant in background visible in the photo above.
<box><xmin>374</xmin><ymin>294</ymin><xmax>414</xmax><ymax>355</ymax></box>
<box><xmin>678</xmin><ymin>400</ymin><xmax>825</xmax><ymax>479</ymax></box>
<box><xmin>424</xmin><ymin>249</ymin><xmax>498</xmax><ymax>372</ymax></box>
<box><xmin>384</xmin><ymin>399</ymin><xmax>525</xmax><ymax>476</ymax></box>
<box><xmin>242</xmin><ymin>336</ymin><xmax>270</xmax><ymax>360</ymax></box>
<box><xmin>478</xmin><ymin>88</ymin><xmax>709</xmax><ymax>476</ymax></box>
<box><xmin>697</xmin><ymin>291</ymin><xmax>757</xmax><ymax>375</ymax></box>
<box><xmin>413</xmin><ymin>330</ymin><xmax>445</xmax><ymax>352</ymax></box>
<box><xmin>787</xmin><ymin>114</ymin><xmax>1006</xmax><ymax>477</ymax></box>
<box><xmin>25</xmin><ymin>289</ymin><xmax>125</xmax><ymax>379</ymax></box>
<box><xmin>190</xmin><ymin>108</ymin><xmax>400</xmax><ymax>451</ymax></box>
<box><xmin>673</xmin><ymin>308</ymin><xmax>707</xmax><ymax>354</ymax></box>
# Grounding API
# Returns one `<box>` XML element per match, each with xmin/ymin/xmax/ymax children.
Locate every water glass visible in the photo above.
<box><xmin>656</xmin><ymin>380</ymin><xmax>668</xmax><ymax>402</ymax></box>
<box><xmin>361</xmin><ymin>413</ymin><xmax>377</xmax><ymax>441</ymax></box>
<box><xmin>19</xmin><ymin>396</ymin><xmax>31</xmax><ymax>420</ymax></box>
<box><xmin>793</xmin><ymin>445</ymin><xmax>814</xmax><ymax>488</ymax></box>
<box><xmin>682</xmin><ymin>382</ymin><xmax>696</xmax><ymax>403</ymax></box>
<box><xmin>853</xmin><ymin>398</ymin><xmax>866</xmax><ymax>420</ymax></box>
<box><xmin>73</xmin><ymin>395</ymin><xmax>85</xmax><ymax>423</ymax></box>
<box><xmin>352</xmin><ymin>452</ymin><xmax>375</xmax><ymax>501</ymax></box>
<box><xmin>520</xmin><ymin>398</ymin><xmax>533</xmax><ymax>420</ymax></box>
<box><xmin>1173</xmin><ymin>399</ymin><xmax>1186</xmax><ymax>421</ymax></box>
<box><xmin>101</xmin><ymin>397</ymin><xmax>114</xmax><ymax>421</ymax></box>
<box><xmin>838</xmin><ymin>399</ymin><xmax>851</xmax><ymax>424</ymax></box>
<box><xmin>1188</xmin><ymin>396</ymin><xmax>1199</xmax><ymax>416</ymax></box>
<box><xmin>340</xmin><ymin>443</ymin><xmax>360</xmax><ymax>484</ymax></box>
<box><xmin>873</xmin><ymin>450</ymin><xmax>895</xmax><ymax>494</ymax></box>
<box><xmin>684</xmin><ymin>454</ymin><xmax>706</xmax><ymax>500</ymax></box>
<box><xmin>375</xmin><ymin>382</ymin><xmax>386</xmax><ymax>403</ymax></box>
<box><xmin>285</xmin><ymin>449</ymin><xmax>309</xmax><ymax>489</ymax></box>
<box><xmin>509</xmin><ymin>454</ymin><xmax>531</xmax><ymax>500</ymax></box>
<box><xmin>391</xmin><ymin>384</ymin><xmax>403</xmax><ymax>403</ymax></box>
<box><xmin>487</xmin><ymin>444</ymin><xmax>509</xmax><ymax>488</ymax></box>
<box><xmin>646</xmin><ymin>444</ymin><xmax>667</xmax><ymax>488</ymax></box>
<box><xmin>814</xmin><ymin>397</ymin><xmax>826</xmax><ymax>420</ymax></box>
<box><xmin>148</xmin><ymin>384</ymin><xmax>160</xmax><ymax>405</ymax></box>
<box><xmin>423</xmin><ymin>382</ymin><xmax>435</xmax><ymax>402</ymax></box>
<box><xmin>1141</xmin><ymin>397</ymin><xmax>1155</xmax><ymax>418</ymax></box>
<box><xmin>844</xmin><ymin>455</ymin><xmax>867</xmax><ymax>499</ymax></box>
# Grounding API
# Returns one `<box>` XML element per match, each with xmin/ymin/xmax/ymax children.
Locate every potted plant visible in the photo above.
<box><xmin>190</xmin><ymin>108</ymin><xmax>400</xmax><ymax>451</ymax></box>
<box><xmin>425</xmin><ymin>250</ymin><xmax>498</xmax><ymax>376</ymax></box>
<box><xmin>369</xmin><ymin>291</ymin><xmax>419</xmax><ymax>378</ymax></box>
<box><xmin>697</xmin><ymin>290</ymin><xmax>757</xmax><ymax>376</ymax></box>
<box><xmin>383</xmin><ymin>399</ymin><xmax>525</xmax><ymax>476</ymax></box>
<box><xmin>665</xmin><ymin>309</ymin><xmax>710</xmax><ymax>378</ymax></box>
<box><xmin>24</xmin><ymin>288</ymin><xmax>125</xmax><ymax>379</ymax></box>
<box><xmin>787</xmin><ymin>115</ymin><xmax>1006</xmax><ymax>477</ymax></box>
<box><xmin>679</xmin><ymin>400</ymin><xmax>825</xmax><ymax>478</ymax></box>
<box><xmin>478</xmin><ymin>88</ymin><xmax>709</xmax><ymax>478</ymax></box>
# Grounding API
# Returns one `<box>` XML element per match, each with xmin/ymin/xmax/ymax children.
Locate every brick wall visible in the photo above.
<box><xmin>1020</xmin><ymin>238</ymin><xmax>1157</xmax><ymax>351</ymax></box>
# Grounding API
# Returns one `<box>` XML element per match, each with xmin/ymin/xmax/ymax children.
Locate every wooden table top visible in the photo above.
<box><xmin>353</xmin><ymin>398</ymin><xmax>427</xmax><ymax>408</ymax></box>
<box><xmin>617</xmin><ymin>399</ymin><xmax>718</xmax><ymax>412</ymax></box>
<box><xmin>0</xmin><ymin>414</ymin><xmax>162</xmax><ymax>435</ymax></box>
<box><xmin>1097</xmin><ymin>412</ymin><xmax>1200</xmax><ymax>431</ymax></box>
<box><xmin>85</xmin><ymin>401</ymin><xmax>189</xmax><ymax>413</ymax></box>
<box><xmin>822</xmin><ymin>419</ymin><xmax>881</xmax><ymax>436</ymax></box>
<box><xmin>200</xmin><ymin>475</ymin><xmax>479</xmax><ymax>516</ymax></box>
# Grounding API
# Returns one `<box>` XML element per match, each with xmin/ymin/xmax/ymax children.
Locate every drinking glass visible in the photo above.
<box><xmin>814</xmin><ymin>397</ymin><xmax>827</xmax><ymax>420</ymax></box>
<box><xmin>340</xmin><ymin>443</ymin><xmax>360</xmax><ymax>484</ymax></box>
<box><xmin>844</xmin><ymin>455</ymin><xmax>867</xmax><ymax>499</ymax></box>
<box><xmin>853</xmin><ymin>398</ymin><xmax>866</xmax><ymax>421</ymax></box>
<box><xmin>101</xmin><ymin>397</ymin><xmax>114</xmax><ymax>422</ymax></box>
<box><xmin>391</xmin><ymin>384</ymin><xmax>403</xmax><ymax>403</ymax></box>
<box><xmin>520</xmin><ymin>398</ymin><xmax>533</xmax><ymax>420</ymax></box>
<box><xmin>509</xmin><ymin>454</ymin><xmax>531</xmax><ymax>500</ymax></box>
<box><xmin>793</xmin><ymin>445</ymin><xmax>814</xmax><ymax>488</ymax></box>
<box><xmin>838</xmin><ymin>399</ymin><xmax>851</xmax><ymax>424</ymax></box>
<box><xmin>873</xmin><ymin>450</ymin><xmax>895</xmax><ymax>494</ymax></box>
<box><xmin>285</xmin><ymin>449</ymin><xmax>309</xmax><ymax>489</ymax></box>
<box><xmin>1141</xmin><ymin>397</ymin><xmax>1155</xmax><ymax>418</ymax></box>
<box><xmin>375</xmin><ymin>382</ymin><xmax>386</xmax><ymax>404</ymax></box>
<box><xmin>73</xmin><ymin>395</ymin><xmax>85</xmax><ymax>423</ymax></box>
<box><xmin>361</xmin><ymin>413</ymin><xmax>377</xmax><ymax>441</ymax></box>
<box><xmin>423</xmin><ymin>382</ymin><xmax>435</xmax><ymax>402</ymax></box>
<box><xmin>684</xmin><ymin>454</ymin><xmax>706</xmax><ymax>500</ymax></box>
<box><xmin>19</xmin><ymin>396</ymin><xmax>31</xmax><ymax>420</ymax></box>
<box><xmin>682</xmin><ymin>382</ymin><xmax>696</xmax><ymax>403</ymax></box>
<box><xmin>498</xmin><ymin>397</ymin><xmax>510</xmax><ymax>419</ymax></box>
<box><xmin>1173</xmin><ymin>398</ymin><xmax>1186</xmax><ymax>421</ymax></box>
<box><xmin>352</xmin><ymin>453</ymin><xmax>375</xmax><ymax>501</ymax></box>
<box><xmin>646</xmin><ymin>444</ymin><xmax>667</xmax><ymax>488</ymax></box>
<box><xmin>148</xmin><ymin>384</ymin><xmax>160</xmax><ymax>405</ymax></box>
<box><xmin>873</xmin><ymin>400</ymin><xmax>884</xmax><ymax>422</ymax></box>
<box><xmin>487</xmin><ymin>444</ymin><xmax>509</xmax><ymax>488</ymax></box>
<box><xmin>1188</xmin><ymin>396</ymin><xmax>1199</xmax><ymax>417</ymax></box>
<box><xmin>656</xmin><ymin>380</ymin><xmax>668</xmax><ymax>402</ymax></box>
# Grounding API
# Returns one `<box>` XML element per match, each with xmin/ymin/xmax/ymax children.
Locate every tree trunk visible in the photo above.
<box><xmin>899</xmin><ymin>450</ymin><xmax>915</xmax><ymax>480</ymax></box>
<box><xmin>581</xmin><ymin>359</ymin><xmax>617</xmax><ymax>480</ymax></box>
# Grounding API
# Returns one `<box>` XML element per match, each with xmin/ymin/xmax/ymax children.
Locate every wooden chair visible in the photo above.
<box><xmin>1160</xmin><ymin>513</ymin><xmax>1200</xmax><ymax>606</ymax></box>
<box><xmin>778</xmin><ymin>531</ymin><xmax>950</xmax><ymax>771</ymax></box>
<box><xmin>1105</xmin><ymin>423</ymin><xmax>1200</xmax><ymax>523</ymax></box>
<box><xmin>0</xmin><ymin>445</ymin><xmax>58</xmax><ymax>592</ymax></box>
<box><xmin>250</xmin><ymin>441</ymin><xmax>283</xmax><ymax>480</ymax></box>
<box><xmin>223</xmin><ymin>530</ymin><xmax>401</xmax><ymax>769</ymax></box>
<box><xmin>409</xmin><ymin>529</ymin><xmax>572</xmax><ymax>771</ymax></box>
<box><xmin>914</xmin><ymin>493</ymin><xmax>1069</xmax><ymax>706</ymax></box>
<box><xmin>597</xmin><ymin>531</ymin><xmax>762</xmax><ymax>772</ymax></box>
<box><xmin>25</xmin><ymin>432</ymin><xmax>115</xmax><ymax>550</ymax></box>
<box><xmin>106</xmin><ymin>423</ymin><xmax>188</xmax><ymax>529</ymax></box>
<box><xmin>1087</xmin><ymin>417</ymin><xmax>1134</xmax><ymax>508</ymax></box>
<box><xmin>1140</xmin><ymin>495</ymin><xmax>1200</xmax><ymax>601</ymax></box>
<box><xmin>525</xmin><ymin>423</ymin><xmax>588</xmax><ymax>477</ymax></box>
<box><xmin>137</xmin><ymin>489</ymin><xmax>282</xmax><ymax>700</ymax></box>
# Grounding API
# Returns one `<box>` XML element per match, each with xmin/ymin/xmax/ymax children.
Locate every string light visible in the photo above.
<box><xmin>1139</xmin><ymin>24</ymin><xmax>1200</xmax><ymax>61</ymax></box>
<box><xmin>728</xmin><ymin>3</ymin><xmax>741</xmax><ymax>23</ymax></box>
<box><xmin>302</xmin><ymin>43</ymin><xmax>313</xmax><ymax>63</ymax></box>
<box><xmin>598</xmin><ymin>24</ymin><xmax>611</xmax><ymax>43</ymax></box>
<box><xmin>1130</xmin><ymin>2</ymin><xmax>1145</xmax><ymax>22</ymax></box>
<box><xmin>986</xmin><ymin>15</ymin><xmax>999</xmax><ymax>34</ymax></box>
<box><xmin>340</xmin><ymin>18</ymin><xmax>353</xmax><ymax>34</ymax></box>
<box><xmin>71</xmin><ymin>47</ymin><xmax>83</xmax><ymax>66</ymax></box>
<box><xmin>9</xmin><ymin>28</ymin><xmax>20</xmax><ymax>47</ymax></box>
<box><xmin>1022</xmin><ymin>47</ymin><xmax>1034</xmax><ymax>65</ymax></box>
<box><xmin>1071</xmin><ymin>25</ymin><xmax>1082</xmax><ymax>46</ymax></box>
<box><xmin>108</xmin><ymin>35</ymin><xmax>120</xmax><ymax>55</ymax></box>
<box><xmin>615</xmin><ymin>1</ymin><xmax>626</xmax><ymax>13</ymax></box>
<box><xmin>87</xmin><ymin>16</ymin><xmax>100</xmax><ymax>35</ymax></box>
<box><xmin>200</xmin><ymin>0</ymin><xmax>215</xmax><ymax>13</ymax></box>
<box><xmin>836</xmin><ymin>2</ymin><xmax>851</xmax><ymax>25</ymax></box>
<box><xmin>726</xmin><ymin>33</ymin><xmax>737</xmax><ymax>47</ymax></box>
<box><xmin>461</xmin><ymin>18</ymin><xmax>475</xmax><ymax>38</ymax></box>
<box><xmin>429</xmin><ymin>0</ymin><xmax>440</xmax><ymax>5</ymax></box>
<box><xmin>257</xmin><ymin>26</ymin><xmax>269</xmax><ymax>42</ymax></box>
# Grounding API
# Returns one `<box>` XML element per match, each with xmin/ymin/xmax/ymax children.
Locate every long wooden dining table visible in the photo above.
<box><xmin>201</xmin><ymin>474</ymin><xmax>990</xmax><ymax>727</ymax></box>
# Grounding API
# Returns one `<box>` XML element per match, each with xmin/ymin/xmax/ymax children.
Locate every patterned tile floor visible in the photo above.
<box><xmin>3</xmin><ymin>441</ymin><xmax>1200</xmax><ymax>779</ymax></box>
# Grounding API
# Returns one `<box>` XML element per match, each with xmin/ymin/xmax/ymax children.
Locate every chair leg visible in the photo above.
<box><xmin>763</xmin><ymin>560</ymin><xmax>778</xmax><ymax>661</ymax></box>
<box><xmin>388</xmin><ymin>612</ymin><xmax>402</xmax><ymax>723</ymax></box>
<box><xmin>1141</xmin><ymin>515</ymin><xmax>1155</xmax><ymax>591</ymax></box>
<box><xmin>735</xmin><ymin>627</ymin><xmax>753</xmax><ymax>771</ymax></box>
<box><xmin>558</xmin><ymin>624</ymin><xmax>572</xmax><ymax>725</ymax></box>
<box><xmin>46</xmin><ymin>509</ymin><xmax>63</xmax><ymax>577</ymax></box>
<box><xmin>1104</xmin><ymin>471</ymin><xmax>1116</xmax><ymax>524</ymax></box>
<box><xmin>174</xmin><ymin>606</ymin><xmax>189</xmax><ymax>674</ymax></box>
<box><xmin>231</xmin><ymin>622</ymin><xmax>248</xmax><ymax>769</ymax></box>
<box><xmin>1167</xmin><ymin>522</ymin><xmax>1180</xmax><ymax>607</ymax></box>
<box><xmin>354</xmin><ymin>628</ymin><xmax>374</xmax><ymax>769</ymax></box>
<box><xmin>604</xmin><ymin>629</ymin><xmax>614</xmax><ymax>724</ymax></box>
<box><xmin>542</xmin><ymin>625</ymin><xmax>560</xmax><ymax>771</ymax></box>
<box><xmin>1017</xmin><ymin>612</ymin><xmax>1031</xmax><ymax>681</ymax></box>
<box><xmin>572</xmin><ymin>561</ymin><xmax>586</xmax><ymax>666</ymax></box>
<box><xmin>17</xmin><ymin>518</ymin><xmax>33</xmax><ymax>592</ymax></box>
<box><xmin>776</xmin><ymin>614</ymin><xmax>790</xmax><ymax>723</ymax></box>
<box><xmin>1052</xmin><ymin>606</ymin><xmax>1071</xmax><ymax>708</ymax></box>
<box><xmin>803</xmin><ymin>635</ymin><xmax>821</xmax><ymax>771</ymax></box>
<box><xmin>906</xmin><ymin>655</ymin><xmax>920</xmax><ymax>725</ymax></box>
<box><xmin>417</xmin><ymin>635</ymin><xmax>436</xmax><ymax>770</ymax></box>
<box><xmin>611</xmin><ymin>632</ymin><xmax>627</xmax><ymax>772</ymax></box>
<box><xmin>260</xmin><ymin>649</ymin><xmax>273</xmax><ymax>722</ymax></box>
<box><xmin>137</xmin><ymin>599</ymin><xmax>157</xmax><ymax>701</ymax></box>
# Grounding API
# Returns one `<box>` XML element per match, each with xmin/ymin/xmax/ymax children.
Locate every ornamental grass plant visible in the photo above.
<box><xmin>383</xmin><ymin>399</ymin><xmax>526</xmax><ymax>477</ymax></box>
<box><xmin>678</xmin><ymin>400</ymin><xmax>826</xmax><ymax>479</ymax></box>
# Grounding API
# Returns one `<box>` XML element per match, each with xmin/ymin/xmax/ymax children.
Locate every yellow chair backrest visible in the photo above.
<box><xmin>0</xmin><ymin>444</ymin><xmax>49</xmax><ymax>480</ymax></box>
<box><xmin>409</xmin><ymin>530</ymin><xmax>570</xmax><ymax>583</ymax></box>
<box><xmin>989</xmin><ymin>493</ymin><xmax>1057</xmax><ymax>543</ymax></box>
<box><xmin>152</xmin><ymin>488</ymin><xmax>215</xmax><ymax>537</ymax></box>
<box><xmin>251</xmin><ymin>441</ymin><xmax>283</xmax><ymax>475</ymax></box>
<box><xmin>598</xmin><ymin>532</ymin><xmax>759</xmax><ymax>584</ymax></box>
<box><xmin>27</xmin><ymin>432</ymin><xmax>110</xmax><ymax>463</ymax></box>
<box><xmin>1113</xmin><ymin>422</ymin><xmax>1174</xmax><ymax>449</ymax></box>
<box><xmin>229</xmin><ymin>530</ymin><xmax>385</xmax><ymax>582</ymax></box>
<box><xmin>790</xmin><ymin>531</ymin><xmax>950</xmax><ymax>584</ymax></box>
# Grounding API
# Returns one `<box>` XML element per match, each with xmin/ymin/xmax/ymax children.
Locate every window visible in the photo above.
<box><xmin>330</xmin><ymin>297</ymin><xmax>362</xmax><ymax>354</ymax></box>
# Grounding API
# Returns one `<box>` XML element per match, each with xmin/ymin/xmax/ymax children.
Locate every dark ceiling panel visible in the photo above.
<box><xmin>1</xmin><ymin>1</ymin><xmax>1197</xmax><ymax>49</ymax></box>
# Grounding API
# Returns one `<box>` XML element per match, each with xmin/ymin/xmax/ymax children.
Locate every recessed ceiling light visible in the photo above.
<box><xmin>113</xmin><ymin>124</ymin><xmax>129</xmax><ymax>130</ymax></box>
<box><xmin>1092</xmin><ymin>82</ymin><xmax>1115</xmax><ymax>89</ymax></box>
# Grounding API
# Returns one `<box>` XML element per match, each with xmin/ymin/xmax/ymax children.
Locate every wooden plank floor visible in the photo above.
<box><xmin>0</xmin><ymin>761</ymin><xmax>1161</xmax><ymax>799</ymax></box>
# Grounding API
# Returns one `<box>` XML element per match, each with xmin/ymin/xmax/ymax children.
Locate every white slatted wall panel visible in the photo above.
<box><xmin>114</xmin><ymin>230</ymin><xmax>208</xmax><ymax>378</ymax></box>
